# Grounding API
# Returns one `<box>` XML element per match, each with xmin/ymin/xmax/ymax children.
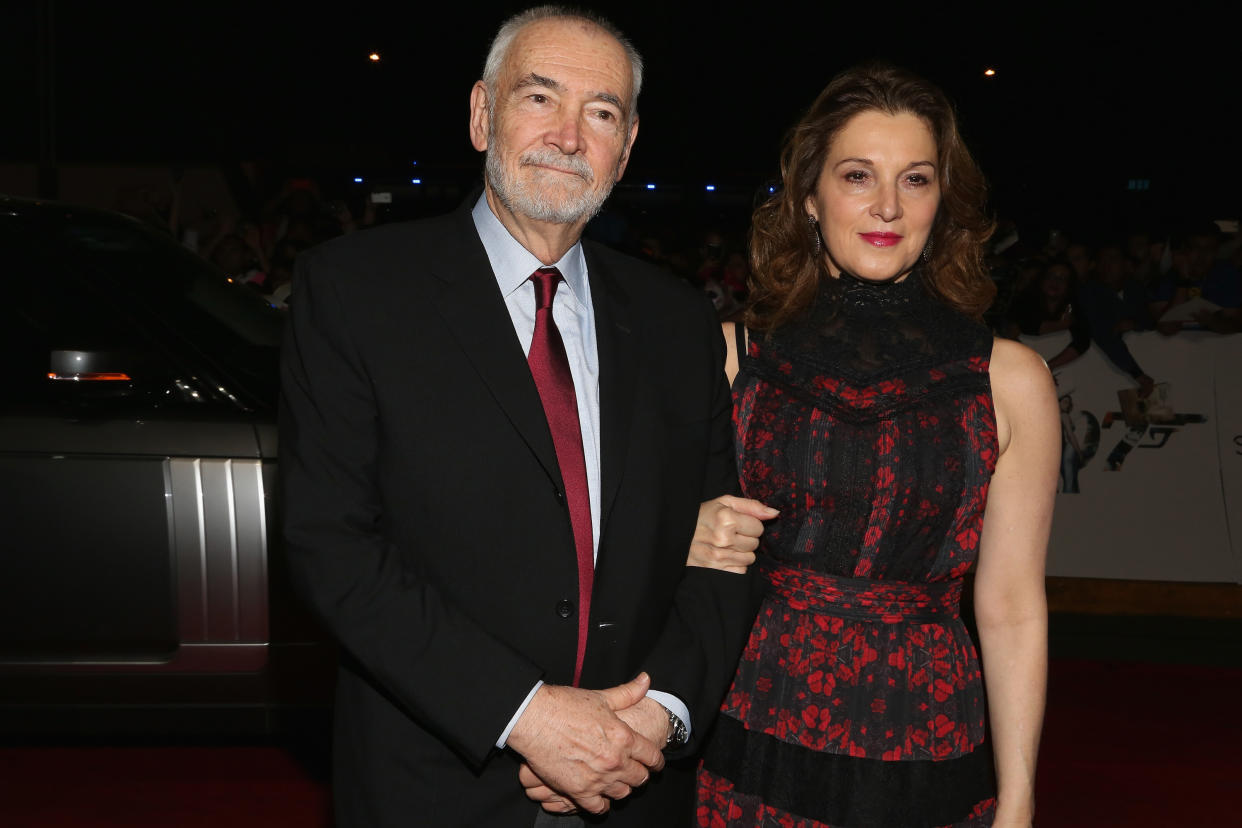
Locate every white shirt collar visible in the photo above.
<box><xmin>472</xmin><ymin>193</ymin><xmax>589</xmax><ymax>308</ymax></box>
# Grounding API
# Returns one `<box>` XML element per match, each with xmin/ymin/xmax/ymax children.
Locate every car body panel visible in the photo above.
<box><xmin>0</xmin><ymin>196</ymin><xmax>328</xmax><ymax>730</ymax></box>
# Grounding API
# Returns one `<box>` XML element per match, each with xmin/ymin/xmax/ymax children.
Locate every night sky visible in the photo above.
<box><xmin>2</xmin><ymin>2</ymin><xmax>1238</xmax><ymax>236</ymax></box>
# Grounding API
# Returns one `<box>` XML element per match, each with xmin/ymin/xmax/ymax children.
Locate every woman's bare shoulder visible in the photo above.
<box><xmin>989</xmin><ymin>337</ymin><xmax>1053</xmax><ymax>391</ymax></box>
<box><xmin>989</xmin><ymin>337</ymin><xmax>1058</xmax><ymax>455</ymax></box>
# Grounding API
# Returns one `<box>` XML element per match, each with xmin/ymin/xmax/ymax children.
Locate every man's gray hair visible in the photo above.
<box><xmin>481</xmin><ymin>5</ymin><xmax>643</xmax><ymax>123</ymax></box>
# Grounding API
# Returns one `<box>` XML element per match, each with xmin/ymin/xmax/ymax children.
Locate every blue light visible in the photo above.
<box><xmin>411</xmin><ymin>178</ymin><xmax>422</xmax><ymax>185</ymax></box>
<box><xmin>411</xmin><ymin>160</ymin><xmax>419</xmax><ymax>165</ymax></box>
<box><xmin>769</xmin><ymin>187</ymin><xmax>775</xmax><ymax>193</ymax></box>
<box><xmin>646</xmin><ymin>183</ymin><xmax>656</xmax><ymax>190</ymax></box>
<box><xmin>705</xmin><ymin>185</ymin><xmax>716</xmax><ymax>192</ymax></box>
<box><xmin>353</xmin><ymin>177</ymin><xmax>364</xmax><ymax>183</ymax></box>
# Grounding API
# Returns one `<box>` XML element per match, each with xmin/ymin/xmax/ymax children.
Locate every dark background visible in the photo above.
<box><xmin>2</xmin><ymin>1</ymin><xmax>1238</xmax><ymax>237</ymax></box>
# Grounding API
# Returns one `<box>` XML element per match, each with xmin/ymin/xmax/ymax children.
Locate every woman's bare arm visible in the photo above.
<box><xmin>975</xmin><ymin>338</ymin><xmax>1060</xmax><ymax>827</ymax></box>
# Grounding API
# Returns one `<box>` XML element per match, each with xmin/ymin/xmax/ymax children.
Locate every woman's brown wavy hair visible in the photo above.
<box><xmin>746</xmin><ymin>63</ymin><xmax>995</xmax><ymax>331</ymax></box>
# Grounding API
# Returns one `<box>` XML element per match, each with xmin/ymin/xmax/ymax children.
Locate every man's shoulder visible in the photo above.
<box><xmin>584</xmin><ymin>239</ymin><xmax>705</xmax><ymax>308</ymax></box>
<box><xmin>302</xmin><ymin>211</ymin><xmax>466</xmax><ymax>273</ymax></box>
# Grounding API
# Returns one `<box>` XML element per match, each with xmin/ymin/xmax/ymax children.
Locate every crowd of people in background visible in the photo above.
<box><xmin>989</xmin><ymin>221</ymin><xmax>1242</xmax><ymax>398</ymax></box>
<box><xmin>646</xmin><ymin>212</ymin><xmax>1241</xmax><ymax>390</ymax></box>
<box><xmin>621</xmin><ymin>208</ymin><xmax>1242</xmax><ymax>373</ymax></box>
<box><xmin>127</xmin><ymin>171</ymin><xmax>1241</xmax><ymax>386</ymax></box>
<box><xmin>124</xmin><ymin>175</ymin><xmax>380</xmax><ymax>310</ymax></box>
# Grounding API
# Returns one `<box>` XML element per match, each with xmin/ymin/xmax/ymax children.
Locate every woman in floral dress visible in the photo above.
<box><xmin>692</xmin><ymin>64</ymin><xmax>1059</xmax><ymax>827</ymax></box>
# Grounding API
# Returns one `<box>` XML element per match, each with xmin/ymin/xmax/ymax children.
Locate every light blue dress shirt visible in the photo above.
<box><xmin>472</xmin><ymin>196</ymin><xmax>603</xmax><ymax>556</ymax></box>
<box><xmin>471</xmin><ymin>195</ymin><xmax>691</xmax><ymax>748</ymax></box>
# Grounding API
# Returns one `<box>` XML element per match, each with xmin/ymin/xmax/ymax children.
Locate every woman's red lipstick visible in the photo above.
<box><xmin>860</xmin><ymin>232</ymin><xmax>903</xmax><ymax>247</ymax></box>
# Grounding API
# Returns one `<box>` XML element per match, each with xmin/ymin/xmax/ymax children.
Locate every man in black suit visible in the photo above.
<box><xmin>280</xmin><ymin>6</ymin><xmax>765</xmax><ymax>826</ymax></box>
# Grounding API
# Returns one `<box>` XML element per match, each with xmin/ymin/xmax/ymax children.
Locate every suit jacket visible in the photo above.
<box><xmin>280</xmin><ymin>201</ymin><xmax>754</xmax><ymax>827</ymax></box>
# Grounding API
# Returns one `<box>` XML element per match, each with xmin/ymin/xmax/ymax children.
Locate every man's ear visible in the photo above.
<box><xmin>469</xmin><ymin>81</ymin><xmax>490</xmax><ymax>152</ymax></box>
<box><xmin>615</xmin><ymin>116</ymin><xmax>639</xmax><ymax>180</ymax></box>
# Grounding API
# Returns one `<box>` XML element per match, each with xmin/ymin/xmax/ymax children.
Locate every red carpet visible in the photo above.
<box><xmin>0</xmin><ymin>744</ymin><xmax>330</xmax><ymax>827</ymax></box>
<box><xmin>1</xmin><ymin>659</ymin><xmax>1237</xmax><ymax>826</ymax></box>
<box><xmin>1034</xmin><ymin>659</ymin><xmax>1240</xmax><ymax>826</ymax></box>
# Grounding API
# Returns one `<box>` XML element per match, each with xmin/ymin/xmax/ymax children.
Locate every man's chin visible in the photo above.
<box><xmin>488</xmin><ymin>169</ymin><xmax>614</xmax><ymax>226</ymax></box>
<box><xmin>515</xmin><ymin>190</ymin><xmax>609</xmax><ymax>226</ymax></box>
<box><xmin>531</xmin><ymin>204</ymin><xmax>595</xmax><ymax>225</ymax></box>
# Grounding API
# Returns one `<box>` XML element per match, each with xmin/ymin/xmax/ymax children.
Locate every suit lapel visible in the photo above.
<box><xmin>428</xmin><ymin>207</ymin><xmax>563</xmax><ymax>489</ymax></box>
<box><xmin>586</xmin><ymin>245</ymin><xmax>638</xmax><ymax>540</ymax></box>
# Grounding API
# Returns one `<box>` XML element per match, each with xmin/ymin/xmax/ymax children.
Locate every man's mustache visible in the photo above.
<box><xmin>519</xmin><ymin>149</ymin><xmax>594</xmax><ymax>183</ymax></box>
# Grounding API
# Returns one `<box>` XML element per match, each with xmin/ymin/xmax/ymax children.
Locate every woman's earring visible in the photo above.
<box><xmin>922</xmin><ymin>237</ymin><xmax>934</xmax><ymax>263</ymax></box>
<box><xmin>808</xmin><ymin>215</ymin><xmax>821</xmax><ymax>256</ymax></box>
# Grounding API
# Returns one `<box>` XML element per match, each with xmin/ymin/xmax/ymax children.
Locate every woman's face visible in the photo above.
<box><xmin>805</xmin><ymin>110</ymin><xmax>941</xmax><ymax>283</ymax></box>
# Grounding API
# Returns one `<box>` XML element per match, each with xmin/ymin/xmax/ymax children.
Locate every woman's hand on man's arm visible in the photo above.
<box><xmin>688</xmin><ymin>495</ymin><xmax>778</xmax><ymax>574</ymax></box>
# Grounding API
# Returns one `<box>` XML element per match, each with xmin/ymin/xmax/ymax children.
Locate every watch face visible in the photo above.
<box><xmin>666</xmin><ymin>708</ymin><xmax>688</xmax><ymax>749</ymax></box>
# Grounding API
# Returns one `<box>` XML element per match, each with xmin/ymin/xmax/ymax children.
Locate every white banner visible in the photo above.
<box><xmin>1215</xmin><ymin>339</ymin><xmax>1242</xmax><ymax>584</ymax></box>
<box><xmin>1019</xmin><ymin>330</ymin><xmax>1241</xmax><ymax>583</ymax></box>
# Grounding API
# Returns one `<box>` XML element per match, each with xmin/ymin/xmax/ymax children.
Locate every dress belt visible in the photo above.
<box><xmin>761</xmin><ymin>560</ymin><xmax>963</xmax><ymax>623</ymax></box>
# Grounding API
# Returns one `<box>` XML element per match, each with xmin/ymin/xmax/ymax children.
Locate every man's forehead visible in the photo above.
<box><xmin>501</xmin><ymin>18</ymin><xmax>631</xmax><ymax>95</ymax></box>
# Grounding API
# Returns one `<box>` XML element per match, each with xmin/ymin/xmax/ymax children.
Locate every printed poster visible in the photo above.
<box><xmin>1019</xmin><ymin>330</ymin><xmax>1238</xmax><ymax>583</ymax></box>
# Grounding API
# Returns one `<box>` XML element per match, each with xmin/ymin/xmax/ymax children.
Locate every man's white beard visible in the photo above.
<box><xmin>486</xmin><ymin>131</ymin><xmax>617</xmax><ymax>225</ymax></box>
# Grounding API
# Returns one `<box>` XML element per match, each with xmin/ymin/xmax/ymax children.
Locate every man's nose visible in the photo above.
<box><xmin>547</xmin><ymin>111</ymin><xmax>584</xmax><ymax>155</ymax></box>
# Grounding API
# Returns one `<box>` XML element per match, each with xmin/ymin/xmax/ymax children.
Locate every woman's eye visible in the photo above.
<box><xmin>844</xmin><ymin>170</ymin><xmax>869</xmax><ymax>183</ymax></box>
<box><xmin>906</xmin><ymin>173</ymin><xmax>930</xmax><ymax>186</ymax></box>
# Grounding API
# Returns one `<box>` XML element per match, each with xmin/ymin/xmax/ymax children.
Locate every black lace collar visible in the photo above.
<box><xmin>831</xmin><ymin>267</ymin><xmax>923</xmax><ymax>310</ymax></box>
<box><xmin>748</xmin><ymin>264</ymin><xmax>990</xmax><ymax>410</ymax></box>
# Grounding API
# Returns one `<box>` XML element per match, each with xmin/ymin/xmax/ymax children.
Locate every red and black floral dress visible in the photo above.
<box><xmin>697</xmin><ymin>271</ymin><xmax>999</xmax><ymax>828</ymax></box>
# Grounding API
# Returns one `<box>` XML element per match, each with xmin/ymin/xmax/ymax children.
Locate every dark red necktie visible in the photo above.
<box><xmin>527</xmin><ymin>267</ymin><xmax>593</xmax><ymax>687</ymax></box>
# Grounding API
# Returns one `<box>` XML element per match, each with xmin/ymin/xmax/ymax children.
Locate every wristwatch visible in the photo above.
<box><xmin>663</xmin><ymin>705</ymin><xmax>688</xmax><ymax>751</ymax></box>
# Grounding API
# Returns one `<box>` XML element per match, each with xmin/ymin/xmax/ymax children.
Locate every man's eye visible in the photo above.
<box><xmin>529</xmin><ymin>94</ymin><xmax>548</xmax><ymax>104</ymax></box>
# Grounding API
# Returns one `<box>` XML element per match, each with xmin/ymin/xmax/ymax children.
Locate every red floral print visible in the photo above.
<box><xmin>701</xmin><ymin>275</ymin><xmax>999</xmax><ymax>826</ymax></box>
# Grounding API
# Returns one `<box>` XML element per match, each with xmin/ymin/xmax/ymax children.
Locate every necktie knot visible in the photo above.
<box><xmin>531</xmin><ymin>267</ymin><xmax>562</xmax><ymax>311</ymax></box>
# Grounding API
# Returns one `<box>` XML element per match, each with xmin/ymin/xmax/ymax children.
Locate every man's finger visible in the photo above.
<box><xmin>626</xmin><ymin>734</ymin><xmax>666</xmax><ymax>773</ymax></box>
<box><xmin>524</xmin><ymin>784</ymin><xmax>560</xmax><ymax>802</ymax></box>
<box><xmin>602</xmin><ymin>781</ymin><xmax>633</xmax><ymax>801</ymax></box>
<box><xmin>541</xmin><ymin>797</ymin><xmax>577</xmax><ymax>814</ymax></box>
<box><xmin>599</xmin><ymin>672</ymin><xmax>651</xmax><ymax>711</ymax></box>
<box><xmin>517</xmin><ymin>763</ymin><xmax>542</xmax><ymax>789</ymax></box>
<box><xmin>573</xmin><ymin>793</ymin><xmax>611</xmax><ymax>815</ymax></box>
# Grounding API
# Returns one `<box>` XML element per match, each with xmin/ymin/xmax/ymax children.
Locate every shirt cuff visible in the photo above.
<box><xmin>497</xmin><ymin>680</ymin><xmax>544</xmax><ymax>749</ymax></box>
<box><xmin>646</xmin><ymin>689</ymin><xmax>692</xmax><ymax>738</ymax></box>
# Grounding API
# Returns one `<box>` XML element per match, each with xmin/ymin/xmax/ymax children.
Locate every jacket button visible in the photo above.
<box><xmin>553</xmin><ymin>488</ymin><xmax>565</xmax><ymax>503</ymax></box>
<box><xmin>555</xmin><ymin>599</ymin><xmax>574</xmax><ymax>619</ymax></box>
